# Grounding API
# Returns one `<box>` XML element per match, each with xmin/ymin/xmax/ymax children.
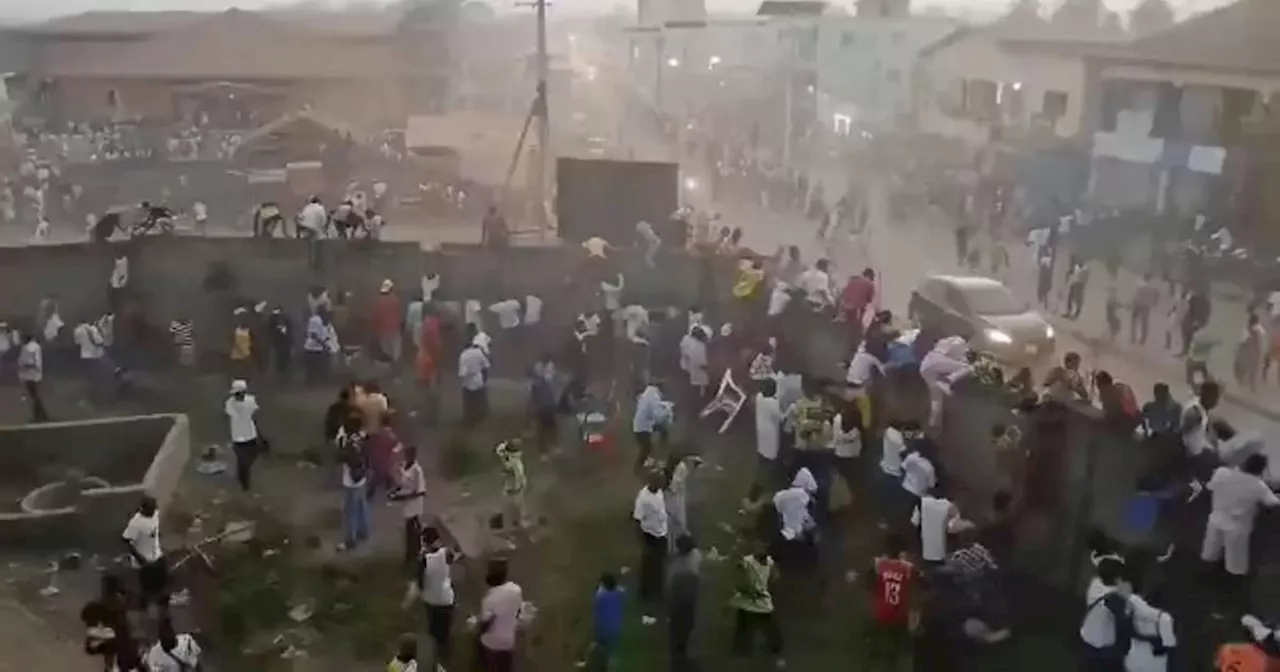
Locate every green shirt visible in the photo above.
<box><xmin>792</xmin><ymin>396</ymin><xmax>832</xmax><ymax>450</ymax></box>
<box><xmin>499</xmin><ymin>450</ymin><xmax>527</xmax><ymax>494</ymax></box>
<box><xmin>729</xmin><ymin>554</ymin><xmax>774</xmax><ymax>613</ymax></box>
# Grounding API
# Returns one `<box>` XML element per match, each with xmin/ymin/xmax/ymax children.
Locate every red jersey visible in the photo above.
<box><xmin>872</xmin><ymin>557</ymin><xmax>914</xmax><ymax>624</ymax></box>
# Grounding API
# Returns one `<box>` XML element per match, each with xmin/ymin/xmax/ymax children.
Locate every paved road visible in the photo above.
<box><xmin>568</xmin><ymin>32</ymin><xmax>1279</xmax><ymax>460</ymax></box>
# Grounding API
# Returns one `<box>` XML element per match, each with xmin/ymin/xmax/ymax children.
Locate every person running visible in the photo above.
<box><xmin>1201</xmin><ymin>454</ymin><xmax>1280</xmax><ymax>613</ymax></box>
<box><xmin>391</xmin><ymin>445</ymin><xmax>426</xmax><ymax>566</ymax></box>
<box><xmin>867</xmin><ymin>533</ymin><xmax>915</xmax><ymax>671</ymax></box>
<box><xmin>415</xmin><ymin>526</ymin><xmax>457</xmax><ymax>671</ymax></box>
<box><xmin>729</xmin><ymin>540</ymin><xmax>784</xmax><ymax>667</ymax></box>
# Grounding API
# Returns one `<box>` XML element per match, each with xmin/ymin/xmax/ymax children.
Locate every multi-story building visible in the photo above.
<box><xmin>814</xmin><ymin>14</ymin><xmax>959</xmax><ymax>133</ymax></box>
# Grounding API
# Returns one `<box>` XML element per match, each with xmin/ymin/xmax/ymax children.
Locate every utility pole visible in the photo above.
<box><xmin>514</xmin><ymin>0</ymin><xmax>551</xmax><ymax>233</ymax></box>
<box><xmin>533</xmin><ymin>0</ymin><xmax>550</xmax><ymax>234</ymax></box>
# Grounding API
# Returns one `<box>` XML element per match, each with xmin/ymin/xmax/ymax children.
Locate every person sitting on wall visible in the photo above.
<box><xmin>254</xmin><ymin>202</ymin><xmax>284</xmax><ymax>238</ymax></box>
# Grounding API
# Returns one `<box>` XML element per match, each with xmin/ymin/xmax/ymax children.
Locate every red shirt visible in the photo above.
<box><xmin>840</xmin><ymin>277</ymin><xmax>875</xmax><ymax>312</ymax></box>
<box><xmin>372</xmin><ymin>294</ymin><xmax>402</xmax><ymax>336</ymax></box>
<box><xmin>872</xmin><ymin>557</ymin><xmax>914</xmax><ymax>624</ymax></box>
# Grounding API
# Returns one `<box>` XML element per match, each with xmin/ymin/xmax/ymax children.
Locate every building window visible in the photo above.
<box><xmin>1042</xmin><ymin>90</ymin><xmax>1069</xmax><ymax>119</ymax></box>
<box><xmin>885</xmin><ymin>69</ymin><xmax>900</xmax><ymax>83</ymax></box>
<box><xmin>891</xmin><ymin>31</ymin><xmax>904</xmax><ymax>45</ymax></box>
<box><xmin>841</xmin><ymin>31</ymin><xmax>856</xmax><ymax>47</ymax></box>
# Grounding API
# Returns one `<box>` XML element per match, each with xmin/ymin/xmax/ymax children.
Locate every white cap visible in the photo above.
<box><xmin>230</xmin><ymin>379</ymin><xmax>248</xmax><ymax>393</ymax></box>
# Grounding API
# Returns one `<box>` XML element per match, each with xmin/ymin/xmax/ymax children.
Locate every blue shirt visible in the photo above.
<box><xmin>592</xmin><ymin>587</ymin><xmax>625</xmax><ymax>645</ymax></box>
<box><xmin>632</xmin><ymin>386</ymin><xmax>670</xmax><ymax>433</ymax></box>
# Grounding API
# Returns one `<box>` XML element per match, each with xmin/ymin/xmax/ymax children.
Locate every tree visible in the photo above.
<box><xmin>1050</xmin><ymin>0</ymin><xmax>1104</xmax><ymax>31</ymax></box>
<box><xmin>1129</xmin><ymin>0</ymin><xmax>1175</xmax><ymax>36</ymax></box>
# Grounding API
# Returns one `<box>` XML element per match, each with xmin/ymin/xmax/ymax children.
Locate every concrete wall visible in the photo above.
<box><xmin>0</xmin><ymin>238</ymin><xmax>717</xmax><ymax>356</ymax></box>
<box><xmin>0</xmin><ymin>238</ymin><xmax>426</xmax><ymax>333</ymax></box>
<box><xmin>0</xmin><ymin>414</ymin><xmax>190</xmax><ymax>549</ymax></box>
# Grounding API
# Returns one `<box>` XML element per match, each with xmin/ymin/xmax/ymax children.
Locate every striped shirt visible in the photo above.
<box><xmin>169</xmin><ymin>320</ymin><xmax>194</xmax><ymax>348</ymax></box>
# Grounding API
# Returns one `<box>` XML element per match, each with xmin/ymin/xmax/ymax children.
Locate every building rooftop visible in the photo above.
<box><xmin>31</xmin><ymin>9</ymin><xmax>402</xmax><ymax>79</ymax></box>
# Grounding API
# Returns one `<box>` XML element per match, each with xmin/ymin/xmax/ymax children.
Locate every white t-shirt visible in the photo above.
<box><xmin>524</xmin><ymin>295</ymin><xmax>543</xmax><ymax>325</ymax></box>
<box><xmin>601</xmin><ymin>279</ymin><xmax>623</xmax><ymax>312</ymax></box>
<box><xmin>192</xmin><ymin>201</ymin><xmax>208</xmax><ymax>222</ymax></box>
<box><xmin>845</xmin><ymin>350</ymin><xmax>882</xmax><ymax>386</ymax></box>
<box><xmin>1079</xmin><ymin>577</ymin><xmax>1125</xmax><ymax>647</ymax></box>
<box><xmin>621</xmin><ymin>305</ymin><xmax>649</xmax><ymax>343</ymax></box>
<box><xmin>773</xmin><ymin>487</ymin><xmax>812</xmax><ymax>540</ymax></box>
<box><xmin>830</xmin><ymin>415</ymin><xmax>862</xmax><ymax>458</ymax></box>
<box><xmin>298</xmin><ymin>202</ymin><xmax>327</xmax><ymax>233</ymax></box>
<box><xmin>73</xmin><ymin>323</ymin><xmax>105</xmax><ymax>360</ymax></box>
<box><xmin>768</xmin><ymin>285</ymin><xmax>791</xmax><ymax>316</ymax></box>
<box><xmin>798</xmin><ymin>268</ymin><xmax>832</xmax><ymax>303</ymax></box>
<box><xmin>420</xmin><ymin>547</ymin><xmax>455</xmax><ymax>606</ymax></box>
<box><xmin>1269</xmin><ymin>290</ymin><xmax>1280</xmax><ymax>318</ymax></box>
<box><xmin>422</xmin><ymin>274</ymin><xmax>441</xmax><ymax>303</ymax></box>
<box><xmin>912</xmin><ymin>495</ymin><xmax>953</xmax><ymax>562</ymax></box>
<box><xmin>1125</xmin><ymin>595</ymin><xmax>1175</xmax><ymax>671</ymax></box>
<box><xmin>110</xmin><ymin>257</ymin><xmax>129</xmax><ymax>288</ymax></box>
<box><xmin>583</xmin><ymin>237</ymin><xmax>609</xmax><ymax>258</ymax></box>
<box><xmin>1206</xmin><ymin>466</ymin><xmax>1280</xmax><ymax>532</ymax></box>
<box><xmin>633</xmin><ymin>487</ymin><xmax>668</xmax><ymax>538</ymax></box>
<box><xmin>479</xmin><ymin>582</ymin><xmax>524</xmax><ymax>651</ymax></box>
<box><xmin>399</xmin><ymin>461</ymin><xmax>425</xmax><ymax>519</ymax></box>
<box><xmin>901</xmin><ymin>452</ymin><xmax>936</xmax><ymax>497</ymax></box>
<box><xmin>881</xmin><ymin>428</ymin><xmax>907</xmax><ymax>476</ymax></box>
<box><xmin>754</xmin><ymin>394</ymin><xmax>783</xmax><ymax>460</ymax></box>
<box><xmin>490</xmin><ymin>300</ymin><xmax>522</xmax><ymax>330</ymax></box>
<box><xmin>225</xmin><ymin>394</ymin><xmax>259</xmax><ymax>443</ymax></box>
<box><xmin>122</xmin><ymin>512</ymin><xmax>162</xmax><ymax>565</ymax></box>
<box><xmin>144</xmin><ymin>634</ymin><xmax>201</xmax><ymax>672</ymax></box>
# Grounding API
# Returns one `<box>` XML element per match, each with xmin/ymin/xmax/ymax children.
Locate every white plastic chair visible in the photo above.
<box><xmin>700</xmin><ymin>368</ymin><xmax>746</xmax><ymax>434</ymax></box>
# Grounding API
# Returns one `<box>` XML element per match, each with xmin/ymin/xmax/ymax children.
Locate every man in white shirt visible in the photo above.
<box><xmin>478</xmin><ymin>560</ymin><xmax>524</xmax><ymax>669</ymax></box>
<box><xmin>900</xmin><ymin>446</ymin><xmax>937</xmax><ymax>500</ymax></box>
<box><xmin>458</xmin><ymin>337</ymin><xmax>491</xmax><ymax>427</ymax></box>
<box><xmin>524</xmin><ymin>295</ymin><xmax>543</xmax><ymax>327</ymax></box>
<box><xmin>754</xmin><ymin>379</ymin><xmax>784</xmax><ymax>485</ymax></box>
<box><xmin>297</xmin><ymin>196</ymin><xmax>327</xmax><ymax>238</ymax></box>
<box><xmin>490</xmin><ymin>299</ymin><xmax>522</xmax><ymax>330</ymax></box>
<box><xmin>773</xmin><ymin>467</ymin><xmax>817</xmax><ymax>542</ymax></box>
<box><xmin>73</xmin><ymin>320</ymin><xmax>110</xmax><ymax>402</ymax></box>
<box><xmin>797</xmin><ymin>259</ymin><xmax>835</xmax><ymax>307</ymax></box>
<box><xmin>225</xmin><ymin>379</ymin><xmax>260</xmax><ymax>492</ymax></box>
<box><xmin>633</xmin><ymin>472</ymin><xmax>669</xmax><ymax>618</ymax></box>
<box><xmin>391</xmin><ymin>445</ymin><xmax>426</xmax><ymax>565</ymax></box>
<box><xmin>1181</xmin><ymin>381</ymin><xmax>1221</xmax><ymax>462</ymax></box>
<box><xmin>17</xmin><ymin>333</ymin><xmax>49</xmax><ymax>422</ymax></box>
<box><xmin>601</xmin><ymin>274</ymin><xmax>624</xmax><ymax>314</ymax></box>
<box><xmin>417</xmin><ymin>526</ymin><xmax>458</xmax><ymax>670</ymax></box>
<box><xmin>122</xmin><ymin>495</ymin><xmax>167</xmax><ymax>607</ymax></box>
<box><xmin>192</xmin><ymin>200</ymin><xmax>208</xmax><ymax>232</ymax></box>
<box><xmin>1078</xmin><ymin>556</ymin><xmax>1132</xmax><ymax>670</ymax></box>
<box><xmin>1201</xmin><ymin>454</ymin><xmax>1279</xmax><ymax>578</ymax></box>
<box><xmin>911</xmin><ymin>488</ymin><xmax>964</xmax><ymax>563</ymax></box>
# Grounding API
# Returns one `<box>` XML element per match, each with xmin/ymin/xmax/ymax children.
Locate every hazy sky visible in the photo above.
<box><xmin>0</xmin><ymin>0</ymin><xmax>1231</xmax><ymax>22</ymax></box>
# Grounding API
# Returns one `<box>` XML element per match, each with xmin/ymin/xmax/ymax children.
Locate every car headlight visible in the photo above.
<box><xmin>1045</xmin><ymin>325</ymin><xmax>1055</xmax><ymax>339</ymax></box>
<box><xmin>984</xmin><ymin>328</ymin><xmax>1013</xmax><ymax>345</ymax></box>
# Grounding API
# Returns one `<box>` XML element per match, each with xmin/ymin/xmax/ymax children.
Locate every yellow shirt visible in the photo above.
<box><xmin>733</xmin><ymin>263</ymin><xmax>765</xmax><ymax>299</ymax></box>
<box><xmin>230</xmin><ymin>327</ymin><xmax>252</xmax><ymax>360</ymax></box>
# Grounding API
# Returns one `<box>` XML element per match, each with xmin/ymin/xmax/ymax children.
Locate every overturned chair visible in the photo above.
<box><xmin>700</xmin><ymin>368</ymin><xmax>747</xmax><ymax>434</ymax></box>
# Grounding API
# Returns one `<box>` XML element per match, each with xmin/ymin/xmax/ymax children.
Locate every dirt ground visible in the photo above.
<box><xmin>0</xmin><ymin>360</ymin><xmax>1088</xmax><ymax>672</ymax></box>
